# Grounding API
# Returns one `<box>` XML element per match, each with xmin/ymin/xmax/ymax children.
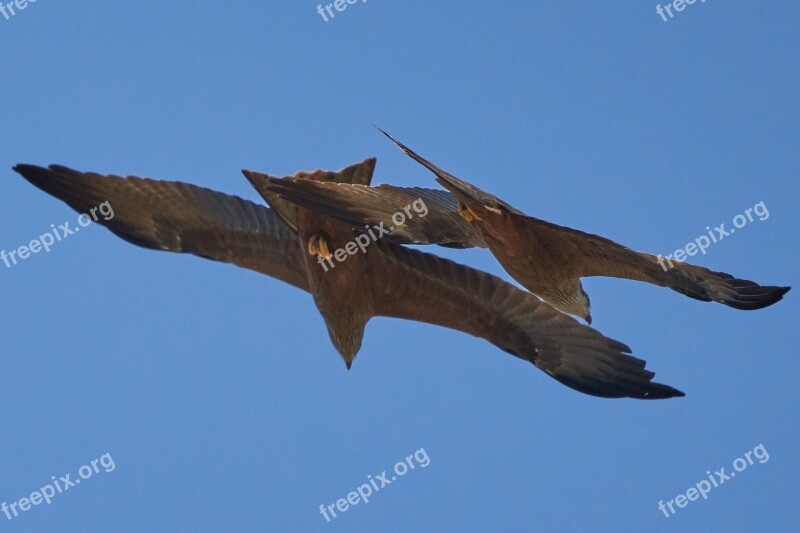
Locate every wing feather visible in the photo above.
<box><xmin>507</xmin><ymin>212</ymin><xmax>790</xmax><ymax>310</ymax></box>
<box><xmin>13</xmin><ymin>164</ymin><xmax>308</xmax><ymax>291</ymax></box>
<box><xmin>369</xmin><ymin>242</ymin><xmax>683</xmax><ymax>399</ymax></box>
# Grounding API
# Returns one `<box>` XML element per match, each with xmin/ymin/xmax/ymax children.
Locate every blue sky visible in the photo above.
<box><xmin>1</xmin><ymin>1</ymin><xmax>798</xmax><ymax>531</ymax></box>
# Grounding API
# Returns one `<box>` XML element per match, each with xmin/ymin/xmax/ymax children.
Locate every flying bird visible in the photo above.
<box><xmin>13</xmin><ymin>161</ymin><xmax>682</xmax><ymax>399</ymax></box>
<box><xmin>261</xmin><ymin>130</ymin><xmax>790</xmax><ymax>323</ymax></box>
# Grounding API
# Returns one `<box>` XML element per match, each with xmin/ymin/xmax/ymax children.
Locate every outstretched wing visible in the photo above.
<box><xmin>505</xmin><ymin>212</ymin><xmax>790</xmax><ymax>310</ymax></box>
<box><xmin>368</xmin><ymin>242</ymin><xmax>683</xmax><ymax>399</ymax></box>
<box><xmin>13</xmin><ymin>164</ymin><xmax>309</xmax><ymax>291</ymax></box>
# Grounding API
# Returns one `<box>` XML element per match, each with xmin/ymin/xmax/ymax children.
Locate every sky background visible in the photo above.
<box><xmin>1</xmin><ymin>1</ymin><xmax>798</xmax><ymax>531</ymax></box>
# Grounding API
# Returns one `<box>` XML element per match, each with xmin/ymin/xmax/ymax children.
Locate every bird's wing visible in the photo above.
<box><xmin>263</xmin><ymin>178</ymin><xmax>486</xmax><ymax>248</ymax></box>
<box><xmin>507</xmin><ymin>212</ymin><xmax>790</xmax><ymax>310</ymax></box>
<box><xmin>376</xmin><ymin>130</ymin><xmax>790</xmax><ymax>310</ymax></box>
<box><xmin>368</xmin><ymin>242</ymin><xmax>683</xmax><ymax>399</ymax></box>
<box><xmin>13</xmin><ymin>164</ymin><xmax>309</xmax><ymax>291</ymax></box>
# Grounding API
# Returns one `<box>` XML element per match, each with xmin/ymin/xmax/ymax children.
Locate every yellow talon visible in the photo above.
<box><xmin>318</xmin><ymin>238</ymin><xmax>331</xmax><ymax>259</ymax></box>
<box><xmin>308</xmin><ymin>234</ymin><xmax>332</xmax><ymax>259</ymax></box>
<box><xmin>457</xmin><ymin>203</ymin><xmax>480</xmax><ymax>222</ymax></box>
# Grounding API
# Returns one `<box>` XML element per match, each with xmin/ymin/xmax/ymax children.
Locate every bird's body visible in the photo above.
<box><xmin>457</xmin><ymin>201</ymin><xmax>592</xmax><ymax>321</ymax></box>
<box><xmin>297</xmin><ymin>207</ymin><xmax>373</xmax><ymax>366</ymax></box>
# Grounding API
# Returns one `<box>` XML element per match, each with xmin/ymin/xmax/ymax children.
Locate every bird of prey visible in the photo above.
<box><xmin>14</xmin><ymin>161</ymin><xmax>683</xmax><ymax>399</ymax></box>
<box><xmin>261</xmin><ymin>130</ymin><xmax>790</xmax><ymax>323</ymax></box>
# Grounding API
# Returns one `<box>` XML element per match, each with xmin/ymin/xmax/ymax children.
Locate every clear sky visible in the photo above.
<box><xmin>1</xmin><ymin>1</ymin><xmax>798</xmax><ymax>531</ymax></box>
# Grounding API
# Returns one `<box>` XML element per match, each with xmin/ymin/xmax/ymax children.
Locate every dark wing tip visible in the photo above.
<box><xmin>14</xmin><ymin>163</ymin><xmax>81</xmax><ymax>178</ymax></box>
<box><xmin>722</xmin><ymin>283</ymin><xmax>791</xmax><ymax>310</ymax></box>
<box><xmin>641</xmin><ymin>383</ymin><xmax>686</xmax><ymax>400</ymax></box>
<box><xmin>531</xmin><ymin>331</ymin><xmax>684</xmax><ymax>400</ymax></box>
<box><xmin>584</xmin><ymin>378</ymin><xmax>685</xmax><ymax>399</ymax></box>
<box><xmin>551</xmin><ymin>369</ymin><xmax>685</xmax><ymax>400</ymax></box>
<box><xmin>675</xmin><ymin>264</ymin><xmax>792</xmax><ymax>311</ymax></box>
<box><xmin>13</xmin><ymin>163</ymin><xmax>48</xmax><ymax>179</ymax></box>
<box><xmin>13</xmin><ymin>164</ymin><xmax>73</xmax><ymax>194</ymax></box>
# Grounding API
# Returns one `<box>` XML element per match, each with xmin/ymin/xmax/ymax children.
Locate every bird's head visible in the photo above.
<box><xmin>557</xmin><ymin>282</ymin><xmax>592</xmax><ymax>325</ymax></box>
<box><xmin>321</xmin><ymin>311</ymin><xmax>367</xmax><ymax>369</ymax></box>
<box><xmin>329</xmin><ymin>327</ymin><xmax>364</xmax><ymax>369</ymax></box>
<box><xmin>577</xmin><ymin>287</ymin><xmax>592</xmax><ymax>325</ymax></box>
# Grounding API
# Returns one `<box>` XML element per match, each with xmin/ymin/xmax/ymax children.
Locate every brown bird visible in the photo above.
<box><xmin>13</xmin><ymin>160</ymin><xmax>682</xmax><ymax>399</ymax></box>
<box><xmin>261</xmin><ymin>130</ymin><xmax>790</xmax><ymax>324</ymax></box>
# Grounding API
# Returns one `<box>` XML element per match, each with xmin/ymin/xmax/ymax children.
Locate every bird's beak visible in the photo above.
<box><xmin>585</xmin><ymin>314</ymin><xmax>592</xmax><ymax>325</ymax></box>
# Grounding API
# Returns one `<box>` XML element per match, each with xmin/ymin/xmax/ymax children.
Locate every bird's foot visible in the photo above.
<box><xmin>457</xmin><ymin>202</ymin><xmax>481</xmax><ymax>222</ymax></box>
<box><xmin>308</xmin><ymin>233</ymin><xmax>332</xmax><ymax>259</ymax></box>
